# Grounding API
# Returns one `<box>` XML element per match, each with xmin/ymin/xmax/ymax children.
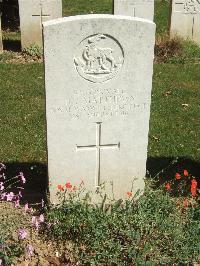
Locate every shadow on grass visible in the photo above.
<box><xmin>3</xmin><ymin>162</ymin><xmax>48</xmax><ymax>205</ymax></box>
<box><xmin>3</xmin><ymin>39</ymin><xmax>21</xmax><ymax>52</ymax></box>
<box><xmin>3</xmin><ymin>157</ymin><xmax>200</xmax><ymax>204</ymax></box>
<box><xmin>146</xmin><ymin>157</ymin><xmax>200</xmax><ymax>186</ymax></box>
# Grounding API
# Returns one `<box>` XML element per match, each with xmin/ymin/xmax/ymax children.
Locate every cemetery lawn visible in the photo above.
<box><xmin>0</xmin><ymin>63</ymin><xmax>199</xmax><ymax>169</ymax></box>
<box><xmin>0</xmin><ymin>1</ymin><xmax>200</xmax><ymax>265</ymax></box>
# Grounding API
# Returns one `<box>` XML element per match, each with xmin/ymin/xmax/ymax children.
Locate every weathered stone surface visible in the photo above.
<box><xmin>114</xmin><ymin>0</ymin><xmax>154</xmax><ymax>21</ymax></box>
<box><xmin>43</xmin><ymin>15</ymin><xmax>155</xmax><ymax>203</ymax></box>
<box><xmin>18</xmin><ymin>0</ymin><xmax>62</xmax><ymax>49</ymax></box>
<box><xmin>170</xmin><ymin>0</ymin><xmax>200</xmax><ymax>44</ymax></box>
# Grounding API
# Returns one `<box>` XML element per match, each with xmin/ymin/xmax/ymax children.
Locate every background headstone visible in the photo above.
<box><xmin>0</xmin><ymin>0</ymin><xmax>2</xmax><ymax>53</ymax></box>
<box><xmin>44</xmin><ymin>15</ymin><xmax>155</xmax><ymax>203</ymax></box>
<box><xmin>19</xmin><ymin>0</ymin><xmax>62</xmax><ymax>49</ymax></box>
<box><xmin>114</xmin><ymin>0</ymin><xmax>154</xmax><ymax>21</ymax></box>
<box><xmin>170</xmin><ymin>0</ymin><xmax>200</xmax><ymax>44</ymax></box>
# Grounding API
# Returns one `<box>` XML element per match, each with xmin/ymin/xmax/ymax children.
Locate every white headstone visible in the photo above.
<box><xmin>43</xmin><ymin>15</ymin><xmax>155</xmax><ymax>203</ymax></box>
<box><xmin>0</xmin><ymin>3</ymin><xmax>3</xmax><ymax>54</ymax></box>
<box><xmin>114</xmin><ymin>0</ymin><xmax>154</xmax><ymax>21</ymax></box>
<box><xmin>18</xmin><ymin>0</ymin><xmax>62</xmax><ymax>49</ymax></box>
<box><xmin>170</xmin><ymin>0</ymin><xmax>200</xmax><ymax>44</ymax></box>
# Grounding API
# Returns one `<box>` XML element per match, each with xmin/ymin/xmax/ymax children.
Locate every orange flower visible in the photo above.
<box><xmin>191</xmin><ymin>179</ymin><xmax>198</xmax><ymax>197</ymax></box>
<box><xmin>165</xmin><ymin>183</ymin><xmax>171</xmax><ymax>190</ymax></box>
<box><xmin>57</xmin><ymin>185</ymin><xmax>64</xmax><ymax>191</ymax></box>
<box><xmin>183</xmin><ymin>198</ymin><xmax>189</xmax><ymax>209</ymax></box>
<box><xmin>126</xmin><ymin>192</ymin><xmax>132</xmax><ymax>198</ymax></box>
<box><xmin>175</xmin><ymin>173</ymin><xmax>181</xmax><ymax>180</ymax></box>
<box><xmin>183</xmin><ymin>170</ymin><xmax>189</xmax><ymax>177</ymax></box>
<box><xmin>65</xmin><ymin>182</ymin><xmax>72</xmax><ymax>189</ymax></box>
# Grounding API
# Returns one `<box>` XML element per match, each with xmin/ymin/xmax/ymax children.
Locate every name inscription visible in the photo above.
<box><xmin>51</xmin><ymin>87</ymin><xmax>147</xmax><ymax>119</ymax></box>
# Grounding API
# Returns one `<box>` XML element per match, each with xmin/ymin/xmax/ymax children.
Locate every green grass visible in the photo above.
<box><xmin>0</xmin><ymin>63</ymin><xmax>199</xmax><ymax>168</ymax></box>
<box><xmin>2</xmin><ymin>0</ymin><xmax>170</xmax><ymax>41</ymax></box>
<box><xmin>62</xmin><ymin>0</ymin><xmax>170</xmax><ymax>34</ymax></box>
<box><xmin>0</xmin><ymin>64</ymin><xmax>46</xmax><ymax>163</ymax></box>
<box><xmin>149</xmin><ymin>64</ymin><xmax>200</xmax><ymax>161</ymax></box>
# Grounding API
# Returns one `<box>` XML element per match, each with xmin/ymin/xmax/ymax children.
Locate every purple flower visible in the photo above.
<box><xmin>18</xmin><ymin>228</ymin><xmax>28</xmax><ymax>239</ymax></box>
<box><xmin>26</xmin><ymin>244</ymin><xmax>34</xmax><ymax>257</ymax></box>
<box><xmin>0</xmin><ymin>258</ymin><xmax>3</xmax><ymax>265</ymax></box>
<box><xmin>19</xmin><ymin>172</ymin><xmax>26</xmax><ymax>184</ymax></box>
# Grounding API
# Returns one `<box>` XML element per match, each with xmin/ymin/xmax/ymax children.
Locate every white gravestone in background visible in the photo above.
<box><xmin>114</xmin><ymin>0</ymin><xmax>154</xmax><ymax>21</ymax></box>
<box><xmin>18</xmin><ymin>0</ymin><xmax>62</xmax><ymax>49</ymax></box>
<box><xmin>170</xmin><ymin>0</ymin><xmax>200</xmax><ymax>44</ymax></box>
<box><xmin>43</xmin><ymin>15</ymin><xmax>155</xmax><ymax>203</ymax></box>
<box><xmin>0</xmin><ymin>3</ymin><xmax>3</xmax><ymax>53</ymax></box>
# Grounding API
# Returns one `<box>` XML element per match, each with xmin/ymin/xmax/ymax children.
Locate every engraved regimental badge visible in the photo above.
<box><xmin>182</xmin><ymin>0</ymin><xmax>200</xmax><ymax>14</ymax></box>
<box><xmin>74</xmin><ymin>34</ymin><xmax>124</xmax><ymax>83</ymax></box>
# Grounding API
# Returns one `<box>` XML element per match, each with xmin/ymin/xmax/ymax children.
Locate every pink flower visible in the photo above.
<box><xmin>24</xmin><ymin>203</ymin><xmax>29</xmax><ymax>212</ymax></box>
<box><xmin>1</xmin><ymin>192</ymin><xmax>6</xmax><ymax>200</ymax></box>
<box><xmin>32</xmin><ymin>216</ymin><xmax>36</xmax><ymax>224</ymax></box>
<box><xmin>0</xmin><ymin>163</ymin><xmax>6</xmax><ymax>172</ymax></box>
<box><xmin>0</xmin><ymin>182</ymin><xmax>4</xmax><ymax>191</ymax></box>
<box><xmin>0</xmin><ymin>258</ymin><xmax>2</xmax><ymax>265</ymax></box>
<box><xmin>18</xmin><ymin>190</ymin><xmax>23</xmax><ymax>198</ymax></box>
<box><xmin>18</xmin><ymin>228</ymin><xmax>27</xmax><ymax>239</ymax></box>
<box><xmin>14</xmin><ymin>199</ymin><xmax>20</xmax><ymax>208</ymax></box>
<box><xmin>6</xmin><ymin>192</ymin><xmax>15</xmax><ymax>201</ymax></box>
<box><xmin>19</xmin><ymin>172</ymin><xmax>26</xmax><ymax>184</ymax></box>
<box><xmin>26</xmin><ymin>245</ymin><xmax>34</xmax><ymax>257</ymax></box>
<box><xmin>32</xmin><ymin>216</ymin><xmax>40</xmax><ymax>230</ymax></box>
<box><xmin>39</xmin><ymin>214</ymin><xmax>45</xmax><ymax>223</ymax></box>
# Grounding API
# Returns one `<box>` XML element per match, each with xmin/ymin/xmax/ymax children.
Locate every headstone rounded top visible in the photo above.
<box><xmin>43</xmin><ymin>14</ymin><xmax>155</xmax><ymax>27</ymax></box>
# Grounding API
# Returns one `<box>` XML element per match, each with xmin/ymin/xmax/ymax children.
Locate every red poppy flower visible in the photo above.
<box><xmin>57</xmin><ymin>185</ymin><xmax>64</xmax><ymax>191</ymax></box>
<box><xmin>126</xmin><ymin>192</ymin><xmax>132</xmax><ymax>198</ymax></box>
<box><xmin>165</xmin><ymin>183</ymin><xmax>171</xmax><ymax>190</ymax></box>
<box><xmin>183</xmin><ymin>170</ymin><xmax>189</xmax><ymax>177</ymax></box>
<box><xmin>175</xmin><ymin>173</ymin><xmax>181</xmax><ymax>180</ymax></box>
<box><xmin>65</xmin><ymin>182</ymin><xmax>72</xmax><ymax>189</ymax></box>
<box><xmin>191</xmin><ymin>179</ymin><xmax>198</xmax><ymax>197</ymax></box>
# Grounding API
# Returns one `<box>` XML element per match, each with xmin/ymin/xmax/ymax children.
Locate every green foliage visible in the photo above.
<box><xmin>22</xmin><ymin>44</ymin><xmax>43</xmax><ymax>58</ymax></box>
<box><xmin>154</xmin><ymin>0</ymin><xmax>171</xmax><ymax>35</ymax></box>
<box><xmin>45</xmin><ymin>187</ymin><xmax>200</xmax><ymax>265</ymax></box>
<box><xmin>0</xmin><ymin>237</ymin><xmax>23</xmax><ymax>266</ymax></box>
<box><xmin>0</xmin><ymin>52</ymin><xmax>14</xmax><ymax>62</ymax></box>
<box><xmin>0</xmin><ymin>202</ymin><xmax>30</xmax><ymax>265</ymax></box>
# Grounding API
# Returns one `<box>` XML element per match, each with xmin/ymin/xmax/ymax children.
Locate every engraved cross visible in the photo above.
<box><xmin>76</xmin><ymin>122</ymin><xmax>120</xmax><ymax>188</ymax></box>
<box><xmin>32</xmin><ymin>2</ymin><xmax>50</xmax><ymax>27</ymax></box>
